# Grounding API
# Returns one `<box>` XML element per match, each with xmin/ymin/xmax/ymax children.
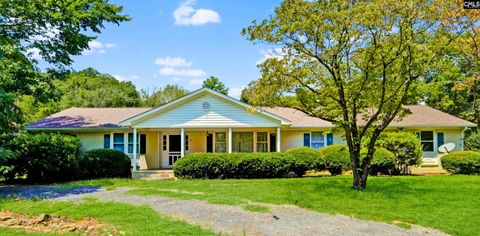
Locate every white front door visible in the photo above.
<box><xmin>419</xmin><ymin>131</ymin><xmax>437</xmax><ymax>164</ymax></box>
<box><xmin>161</xmin><ymin>133</ymin><xmax>183</xmax><ymax>168</ymax></box>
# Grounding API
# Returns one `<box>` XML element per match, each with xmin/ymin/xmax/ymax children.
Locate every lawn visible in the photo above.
<box><xmin>70</xmin><ymin>175</ymin><xmax>480</xmax><ymax>236</ymax></box>
<box><xmin>0</xmin><ymin>198</ymin><xmax>214</xmax><ymax>235</ymax></box>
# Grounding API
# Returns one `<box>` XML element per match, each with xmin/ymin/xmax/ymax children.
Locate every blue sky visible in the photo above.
<box><xmin>68</xmin><ymin>0</ymin><xmax>283</xmax><ymax>97</ymax></box>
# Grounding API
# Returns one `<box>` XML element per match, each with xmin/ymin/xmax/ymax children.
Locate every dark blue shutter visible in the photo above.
<box><xmin>103</xmin><ymin>134</ymin><xmax>110</xmax><ymax>148</ymax></box>
<box><xmin>437</xmin><ymin>132</ymin><xmax>444</xmax><ymax>148</ymax></box>
<box><xmin>326</xmin><ymin>133</ymin><xmax>333</xmax><ymax>145</ymax></box>
<box><xmin>304</xmin><ymin>133</ymin><xmax>311</xmax><ymax>147</ymax></box>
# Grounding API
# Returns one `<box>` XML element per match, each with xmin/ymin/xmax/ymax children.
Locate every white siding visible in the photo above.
<box><xmin>74</xmin><ymin>132</ymin><xmax>104</xmax><ymax>153</ymax></box>
<box><xmin>133</xmin><ymin>94</ymin><xmax>281</xmax><ymax>128</ymax></box>
<box><xmin>280</xmin><ymin>129</ymin><xmax>345</xmax><ymax>152</ymax></box>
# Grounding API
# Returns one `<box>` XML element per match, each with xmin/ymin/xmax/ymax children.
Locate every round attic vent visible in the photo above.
<box><xmin>202</xmin><ymin>101</ymin><xmax>211</xmax><ymax>111</ymax></box>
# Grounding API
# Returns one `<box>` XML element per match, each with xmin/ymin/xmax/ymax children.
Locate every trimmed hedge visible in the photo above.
<box><xmin>79</xmin><ymin>148</ymin><xmax>132</xmax><ymax>179</ymax></box>
<box><xmin>376</xmin><ymin>131</ymin><xmax>423</xmax><ymax>174</ymax></box>
<box><xmin>174</xmin><ymin>145</ymin><xmax>398</xmax><ymax>179</ymax></box>
<box><xmin>317</xmin><ymin>145</ymin><xmax>350</xmax><ymax>176</ymax></box>
<box><xmin>2</xmin><ymin>133</ymin><xmax>81</xmax><ymax>183</ymax></box>
<box><xmin>286</xmin><ymin>147</ymin><xmax>325</xmax><ymax>174</ymax></box>
<box><xmin>442</xmin><ymin>151</ymin><xmax>480</xmax><ymax>175</ymax></box>
<box><xmin>367</xmin><ymin>148</ymin><xmax>396</xmax><ymax>176</ymax></box>
<box><xmin>174</xmin><ymin>152</ymin><xmax>322</xmax><ymax>179</ymax></box>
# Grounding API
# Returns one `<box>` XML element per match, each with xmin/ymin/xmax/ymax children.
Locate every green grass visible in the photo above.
<box><xmin>243</xmin><ymin>204</ymin><xmax>270</xmax><ymax>213</ymax></box>
<box><xmin>70</xmin><ymin>175</ymin><xmax>480</xmax><ymax>236</ymax></box>
<box><xmin>0</xmin><ymin>198</ymin><xmax>214</xmax><ymax>236</ymax></box>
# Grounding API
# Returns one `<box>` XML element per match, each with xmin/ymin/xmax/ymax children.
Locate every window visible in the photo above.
<box><xmin>185</xmin><ymin>135</ymin><xmax>189</xmax><ymax>151</ymax></box>
<box><xmin>162</xmin><ymin>135</ymin><xmax>167</xmax><ymax>151</ymax></box>
<box><xmin>103</xmin><ymin>134</ymin><xmax>110</xmax><ymax>148</ymax></box>
<box><xmin>311</xmin><ymin>132</ymin><xmax>325</xmax><ymax>149</ymax></box>
<box><xmin>256</xmin><ymin>132</ymin><xmax>268</xmax><ymax>152</ymax></box>
<box><xmin>128</xmin><ymin>133</ymin><xmax>141</xmax><ymax>153</ymax></box>
<box><xmin>420</xmin><ymin>131</ymin><xmax>434</xmax><ymax>152</ymax></box>
<box><xmin>140</xmin><ymin>134</ymin><xmax>146</xmax><ymax>154</ymax></box>
<box><xmin>113</xmin><ymin>133</ymin><xmax>124</xmax><ymax>152</ymax></box>
<box><xmin>215</xmin><ymin>132</ymin><xmax>226</xmax><ymax>153</ymax></box>
<box><xmin>232</xmin><ymin>132</ymin><xmax>253</xmax><ymax>153</ymax></box>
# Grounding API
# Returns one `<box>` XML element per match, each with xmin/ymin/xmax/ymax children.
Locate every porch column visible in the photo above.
<box><xmin>181</xmin><ymin>128</ymin><xmax>185</xmax><ymax>157</ymax></box>
<box><xmin>133</xmin><ymin>128</ymin><xmax>137</xmax><ymax>171</ymax></box>
<box><xmin>228</xmin><ymin>128</ymin><xmax>232</xmax><ymax>153</ymax></box>
<box><xmin>277</xmin><ymin>127</ymin><xmax>281</xmax><ymax>152</ymax></box>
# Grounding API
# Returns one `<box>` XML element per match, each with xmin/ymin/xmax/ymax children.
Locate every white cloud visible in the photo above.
<box><xmin>256</xmin><ymin>48</ymin><xmax>285</xmax><ymax>65</ymax></box>
<box><xmin>113</xmin><ymin>74</ymin><xmax>140</xmax><ymax>81</ymax></box>
<box><xmin>173</xmin><ymin>77</ymin><xmax>184</xmax><ymax>82</ymax></box>
<box><xmin>229</xmin><ymin>86</ymin><xmax>246</xmax><ymax>97</ymax></box>
<box><xmin>159</xmin><ymin>67</ymin><xmax>207</xmax><ymax>77</ymax></box>
<box><xmin>154</xmin><ymin>57</ymin><xmax>192</xmax><ymax>67</ymax></box>
<box><xmin>88</xmin><ymin>40</ymin><xmax>104</xmax><ymax>49</ymax></box>
<box><xmin>83</xmin><ymin>40</ymin><xmax>117</xmax><ymax>55</ymax></box>
<box><xmin>25</xmin><ymin>48</ymin><xmax>42</xmax><ymax>60</ymax></box>
<box><xmin>105</xmin><ymin>43</ymin><xmax>117</xmax><ymax>48</ymax></box>
<box><xmin>189</xmin><ymin>78</ymin><xmax>204</xmax><ymax>86</ymax></box>
<box><xmin>173</xmin><ymin>0</ymin><xmax>221</xmax><ymax>26</ymax></box>
<box><xmin>30</xmin><ymin>25</ymin><xmax>59</xmax><ymax>41</ymax></box>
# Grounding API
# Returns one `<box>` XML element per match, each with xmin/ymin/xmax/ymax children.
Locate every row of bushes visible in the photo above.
<box><xmin>0</xmin><ymin>133</ymin><xmax>131</xmax><ymax>183</ymax></box>
<box><xmin>174</xmin><ymin>145</ymin><xmax>398</xmax><ymax>179</ymax></box>
<box><xmin>442</xmin><ymin>151</ymin><xmax>480</xmax><ymax>175</ymax></box>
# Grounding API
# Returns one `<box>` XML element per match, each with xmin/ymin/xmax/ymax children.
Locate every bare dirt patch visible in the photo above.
<box><xmin>0</xmin><ymin>210</ymin><xmax>120</xmax><ymax>235</ymax></box>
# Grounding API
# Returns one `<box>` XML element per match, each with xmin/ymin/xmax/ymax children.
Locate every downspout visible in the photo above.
<box><xmin>461</xmin><ymin>127</ymin><xmax>468</xmax><ymax>151</ymax></box>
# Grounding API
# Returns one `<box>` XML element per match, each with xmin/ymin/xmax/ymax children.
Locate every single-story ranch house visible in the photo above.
<box><xmin>26</xmin><ymin>88</ymin><xmax>476</xmax><ymax>171</ymax></box>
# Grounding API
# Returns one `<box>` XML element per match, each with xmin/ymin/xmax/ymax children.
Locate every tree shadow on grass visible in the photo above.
<box><xmin>0</xmin><ymin>185</ymin><xmax>101</xmax><ymax>199</ymax></box>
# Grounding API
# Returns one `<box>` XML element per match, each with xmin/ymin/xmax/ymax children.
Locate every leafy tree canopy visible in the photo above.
<box><xmin>141</xmin><ymin>84</ymin><xmax>189</xmax><ymax>107</ymax></box>
<box><xmin>57</xmin><ymin>68</ymin><xmax>141</xmax><ymax>109</ymax></box>
<box><xmin>202</xmin><ymin>76</ymin><xmax>229</xmax><ymax>95</ymax></box>
<box><xmin>0</xmin><ymin>0</ymin><xmax>129</xmax><ymax>134</ymax></box>
<box><xmin>17</xmin><ymin>68</ymin><xmax>142</xmax><ymax>124</ymax></box>
<box><xmin>242</xmin><ymin>0</ymin><xmax>479</xmax><ymax>189</ymax></box>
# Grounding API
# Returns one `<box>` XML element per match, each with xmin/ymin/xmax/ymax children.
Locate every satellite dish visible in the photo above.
<box><xmin>438</xmin><ymin>143</ymin><xmax>455</xmax><ymax>153</ymax></box>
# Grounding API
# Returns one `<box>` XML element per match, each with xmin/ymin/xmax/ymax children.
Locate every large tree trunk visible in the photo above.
<box><xmin>349</xmin><ymin>146</ymin><xmax>367</xmax><ymax>190</ymax></box>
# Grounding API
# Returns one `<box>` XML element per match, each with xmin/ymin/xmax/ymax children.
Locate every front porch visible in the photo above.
<box><xmin>131</xmin><ymin>127</ymin><xmax>282</xmax><ymax>170</ymax></box>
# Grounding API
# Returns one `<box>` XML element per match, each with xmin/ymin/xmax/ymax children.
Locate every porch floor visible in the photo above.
<box><xmin>133</xmin><ymin>169</ymin><xmax>175</xmax><ymax>180</ymax></box>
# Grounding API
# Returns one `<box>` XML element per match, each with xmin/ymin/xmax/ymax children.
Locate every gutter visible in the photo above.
<box><xmin>24</xmin><ymin>127</ymin><xmax>130</xmax><ymax>132</ymax></box>
<box><xmin>461</xmin><ymin>126</ymin><xmax>468</xmax><ymax>151</ymax></box>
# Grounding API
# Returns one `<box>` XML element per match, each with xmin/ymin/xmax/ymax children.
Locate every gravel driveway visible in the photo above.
<box><xmin>54</xmin><ymin>187</ymin><xmax>448</xmax><ymax>236</ymax></box>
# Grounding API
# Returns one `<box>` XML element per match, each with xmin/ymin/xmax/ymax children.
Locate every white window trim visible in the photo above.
<box><xmin>126</xmin><ymin>133</ymin><xmax>142</xmax><ymax>154</ymax></box>
<box><xmin>256</xmin><ymin>132</ymin><xmax>269</xmax><ymax>152</ymax></box>
<box><xmin>214</xmin><ymin>131</ymin><xmax>227</xmax><ymax>153</ymax></box>
<box><xmin>418</xmin><ymin>130</ymin><xmax>437</xmax><ymax>154</ymax></box>
<box><xmin>111</xmin><ymin>133</ymin><xmax>125</xmax><ymax>153</ymax></box>
<box><xmin>310</xmin><ymin>132</ymin><xmax>327</xmax><ymax>149</ymax></box>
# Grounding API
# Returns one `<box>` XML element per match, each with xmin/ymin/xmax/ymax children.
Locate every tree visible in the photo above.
<box><xmin>202</xmin><ymin>76</ymin><xmax>229</xmax><ymax>95</ymax></box>
<box><xmin>0</xmin><ymin>0</ymin><xmax>129</xmax><ymax>134</ymax></box>
<box><xmin>420</xmin><ymin>7</ymin><xmax>480</xmax><ymax>127</ymax></box>
<box><xmin>141</xmin><ymin>84</ymin><xmax>189</xmax><ymax>107</ymax></box>
<box><xmin>57</xmin><ymin>68</ymin><xmax>141</xmax><ymax>109</ymax></box>
<box><xmin>16</xmin><ymin>68</ymin><xmax>142</xmax><ymax>124</ymax></box>
<box><xmin>242</xmin><ymin>0</ymin><xmax>477</xmax><ymax>189</ymax></box>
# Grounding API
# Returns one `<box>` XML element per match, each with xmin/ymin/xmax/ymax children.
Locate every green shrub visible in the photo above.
<box><xmin>367</xmin><ymin>148</ymin><xmax>396</xmax><ymax>176</ymax></box>
<box><xmin>79</xmin><ymin>148</ymin><xmax>132</xmax><ymax>179</ymax></box>
<box><xmin>318</xmin><ymin>145</ymin><xmax>350</xmax><ymax>176</ymax></box>
<box><xmin>174</xmin><ymin>152</ymin><xmax>319</xmax><ymax>179</ymax></box>
<box><xmin>465</xmin><ymin>131</ymin><xmax>480</xmax><ymax>152</ymax></box>
<box><xmin>2</xmin><ymin>133</ymin><xmax>81</xmax><ymax>183</ymax></box>
<box><xmin>442</xmin><ymin>151</ymin><xmax>480</xmax><ymax>175</ymax></box>
<box><xmin>376</xmin><ymin>131</ymin><xmax>423</xmax><ymax>174</ymax></box>
<box><xmin>286</xmin><ymin>147</ymin><xmax>325</xmax><ymax>173</ymax></box>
